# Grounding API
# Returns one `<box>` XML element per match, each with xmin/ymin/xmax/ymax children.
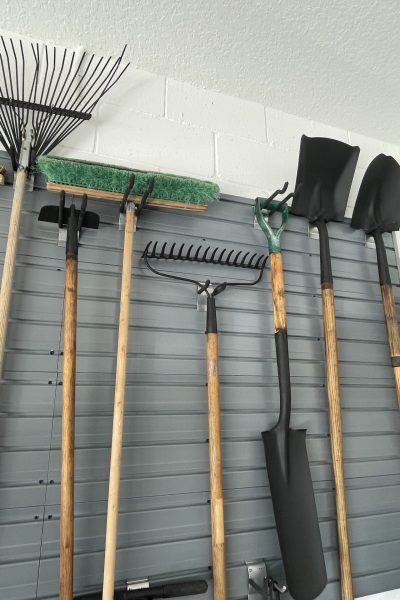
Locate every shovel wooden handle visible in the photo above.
<box><xmin>0</xmin><ymin>168</ymin><xmax>27</xmax><ymax>377</ymax></box>
<box><xmin>321</xmin><ymin>287</ymin><xmax>354</xmax><ymax>600</ymax></box>
<box><xmin>381</xmin><ymin>284</ymin><xmax>400</xmax><ymax>411</ymax></box>
<box><xmin>102</xmin><ymin>207</ymin><xmax>136</xmax><ymax>600</ymax></box>
<box><xmin>60</xmin><ymin>256</ymin><xmax>78</xmax><ymax>600</ymax></box>
<box><xmin>270</xmin><ymin>253</ymin><xmax>287</xmax><ymax>332</ymax></box>
<box><xmin>207</xmin><ymin>332</ymin><xmax>226</xmax><ymax>600</ymax></box>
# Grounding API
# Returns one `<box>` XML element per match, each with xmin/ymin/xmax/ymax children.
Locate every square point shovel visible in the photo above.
<box><xmin>255</xmin><ymin>191</ymin><xmax>327</xmax><ymax>600</ymax></box>
<box><xmin>351</xmin><ymin>153</ymin><xmax>400</xmax><ymax>411</ymax></box>
<box><xmin>291</xmin><ymin>135</ymin><xmax>360</xmax><ymax>600</ymax></box>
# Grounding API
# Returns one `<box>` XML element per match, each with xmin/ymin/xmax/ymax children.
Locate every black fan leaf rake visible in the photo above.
<box><xmin>142</xmin><ymin>240</ymin><xmax>267</xmax><ymax>599</ymax></box>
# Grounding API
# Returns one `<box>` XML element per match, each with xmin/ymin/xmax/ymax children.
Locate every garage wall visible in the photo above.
<box><xmin>0</xmin><ymin>148</ymin><xmax>399</xmax><ymax>598</ymax></box>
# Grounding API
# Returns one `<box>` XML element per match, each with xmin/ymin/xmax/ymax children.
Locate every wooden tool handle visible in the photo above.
<box><xmin>321</xmin><ymin>288</ymin><xmax>354</xmax><ymax>600</ymax></box>
<box><xmin>270</xmin><ymin>253</ymin><xmax>287</xmax><ymax>332</ymax></box>
<box><xmin>102</xmin><ymin>208</ymin><xmax>136</xmax><ymax>600</ymax></box>
<box><xmin>60</xmin><ymin>256</ymin><xmax>78</xmax><ymax>600</ymax></box>
<box><xmin>0</xmin><ymin>168</ymin><xmax>27</xmax><ymax>376</ymax></box>
<box><xmin>207</xmin><ymin>332</ymin><xmax>226</xmax><ymax>600</ymax></box>
<box><xmin>381</xmin><ymin>284</ymin><xmax>400</xmax><ymax>411</ymax></box>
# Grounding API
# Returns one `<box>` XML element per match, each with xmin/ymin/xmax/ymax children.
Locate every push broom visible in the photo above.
<box><xmin>142</xmin><ymin>241</ymin><xmax>267</xmax><ymax>600</ymax></box>
<box><xmin>0</xmin><ymin>34</ymin><xmax>128</xmax><ymax>377</ymax></box>
<box><xmin>291</xmin><ymin>136</ymin><xmax>360</xmax><ymax>599</ymax></box>
<box><xmin>38</xmin><ymin>159</ymin><xmax>219</xmax><ymax>599</ymax></box>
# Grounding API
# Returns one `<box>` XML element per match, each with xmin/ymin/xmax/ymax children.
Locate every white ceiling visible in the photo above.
<box><xmin>3</xmin><ymin>0</ymin><xmax>400</xmax><ymax>143</ymax></box>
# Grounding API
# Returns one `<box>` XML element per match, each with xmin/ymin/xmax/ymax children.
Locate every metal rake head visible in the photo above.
<box><xmin>143</xmin><ymin>241</ymin><xmax>267</xmax><ymax>269</ymax></box>
<box><xmin>0</xmin><ymin>35</ymin><xmax>129</xmax><ymax>169</ymax></box>
<box><xmin>142</xmin><ymin>241</ymin><xmax>268</xmax><ymax>296</ymax></box>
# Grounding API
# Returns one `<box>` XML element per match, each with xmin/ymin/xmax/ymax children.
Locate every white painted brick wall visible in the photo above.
<box><xmin>2</xmin><ymin>63</ymin><xmax>400</xmax><ymax>216</ymax></box>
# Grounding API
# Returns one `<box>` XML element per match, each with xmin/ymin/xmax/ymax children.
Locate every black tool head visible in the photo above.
<box><xmin>263</xmin><ymin>428</ymin><xmax>327</xmax><ymax>600</ymax></box>
<box><xmin>291</xmin><ymin>135</ymin><xmax>360</xmax><ymax>223</ymax></box>
<box><xmin>38</xmin><ymin>205</ymin><xmax>99</xmax><ymax>229</ymax></box>
<box><xmin>351</xmin><ymin>154</ymin><xmax>400</xmax><ymax>233</ymax></box>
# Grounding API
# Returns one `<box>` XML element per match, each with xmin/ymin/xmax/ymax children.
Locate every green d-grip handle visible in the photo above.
<box><xmin>255</xmin><ymin>197</ymin><xmax>289</xmax><ymax>253</ymax></box>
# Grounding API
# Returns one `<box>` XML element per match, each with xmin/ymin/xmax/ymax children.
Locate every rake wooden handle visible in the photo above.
<box><xmin>102</xmin><ymin>207</ymin><xmax>136</xmax><ymax>600</ymax></box>
<box><xmin>0</xmin><ymin>168</ymin><xmax>27</xmax><ymax>376</ymax></box>
<box><xmin>321</xmin><ymin>287</ymin><xmax>354</xmax><ymax>600</ymax></box>
<box><xmin>207</xmin><ymin>332</ymin><xmax>226</xmax><ymax>600</ymax></box>
<box><xmin>381</xmin><ymin>284</ymin><xmax>400</xmax><ymax>411</ymax></box>
<box><xmin>60</xmin><ymin>256</ymin><xmax>78</xmax><ymax>600</ymax></box>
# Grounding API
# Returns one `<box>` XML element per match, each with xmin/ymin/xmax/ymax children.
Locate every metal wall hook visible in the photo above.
<box><xmin>120</xmin><ymin>174</ymin><xmax>136</xmax><ymax>214</ymax></box>
<box><xmin>247</xmin><ymin>560</ymin><xmax>286</xmax><ymax>599</ymax></box>
<box><xmin>264</xmin><ymin>182</ymin><xmax>302</xmax><ymax>217</ymax></box>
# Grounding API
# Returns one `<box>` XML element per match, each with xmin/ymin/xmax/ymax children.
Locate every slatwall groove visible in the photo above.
<box><xmin>0</xmin><ymin>165</ymin><xmax>399</xmax><ymax>598</ymax></box>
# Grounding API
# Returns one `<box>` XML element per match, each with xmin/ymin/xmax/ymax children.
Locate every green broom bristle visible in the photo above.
<box><xmin>36</xmin><ymin>156</ymin><xmax>219</xmax><ymax>205</ymax></box>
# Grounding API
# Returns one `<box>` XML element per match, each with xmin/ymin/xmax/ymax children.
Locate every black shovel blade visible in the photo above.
<box><xmin>291</xmin><ymin>135</ymin><xmax>359</xmax><ymax>222</ymax></box>
<box><xmin>263</xmin><ymin>427</ymin><xmax>327</xmax><ymax>600</ymax></box>
<box><xmin>351</xmin><ymin>154</ymin><xmax>400</xmax><ymax>233</ymax></box>
<box><xmin>38</xmin><ymin>205</ymin><xmax>99</xmax><ymax>229</ymax></box>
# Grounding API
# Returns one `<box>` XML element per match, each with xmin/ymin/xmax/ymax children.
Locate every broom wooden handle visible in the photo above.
<box><xmin>321</xmin><ymin>287</ymin><xmax>353</xmax><ymax>600</ymax></box>
<box><xmin>381</xmin><ymin>284</ymin><xmax>400</xmax><ymax>411</ymax></box>
<box><xmin>102</xmin><ymin>207</ymin><xmax>136</xmax><ymax>600</ymax></box>
<box><xmin>207</xmin><ymin>331</ymin><xmax>226</xmax><ymax>600</ymax></box>
<box><xmin>60</xmin><ymin>256</ymin><xmax>78</xmax><ymax>600</ymax></box>
<box><xmin>0</xmin><ymin>168</ymin><xmax>27</xmax><ymax>376</ymax></box>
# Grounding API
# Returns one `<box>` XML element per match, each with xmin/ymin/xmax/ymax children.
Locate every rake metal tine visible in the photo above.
<box><xmin>203</xmin><ymin>246</ymin><xmax>211</xmax><ymax>262</ymax></box>
<box><xmin>142</xmin><ymin>241</ymin><xmax>152</xmax><ymax>258</ymax></box>
<box><xmin>160</xmin><ymin>242</ymin><xmax>168</xmax><ymax>258</ymax></box>
<box><xmin>240</xmin><ymin>252</ymin><xmax>250</xmax><ymax>267</ymax></box>
<box><xmin>210</xmin><ymin>247</ymin><xmax>219</xmax><ymax>263</ymax></box>
<box><xmin>151</xmin><ymin>241</ymin><xmax>158</xmax><ymax>258</ymax></box>
<box><xmin>177</xmin><ymin>243</ymin><xmax>185</xmax><ymax>259</ymax></box>
<box><xmin>194</xmin><ymin>245</ymin><xmax>202</xmax><ymax>261</ymax></box>
<box><xmin>218</xmin><ymin>248</ymin><xmax>227</xmax><ymax>264</ymax></box>
<box><xmin>226</xmin><ymin>249</ymin><xmax>235</xmax><ymax>266</ymax></box>
<box><xmin>233</xmin><ymin>251</ymin><xmax>242</xmax><ymax>266</ymax></box>
<box><xmin>186</xmin><ymin>244</ymin><xmax>194</xmax><ymax>260</ymax></box>
<box><xmin>254</xmin><ymin>254</ymin><xmax>264</xmax><ymax>269</ymax></box>
<box><xmin>248</xmin><ymin>252</ymin><xmax>258</xmax><ymax>268</ymax></box>
<box><xmin>169</xmin><ymin>243</ymin><xmax>176</xmax><ymax>259</ymax></box>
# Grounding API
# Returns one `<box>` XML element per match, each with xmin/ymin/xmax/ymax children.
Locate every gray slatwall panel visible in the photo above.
<box><xmin>0</xmin><ymin>170</ymin><xmax>399</xmax><ymax>599</ymax></box>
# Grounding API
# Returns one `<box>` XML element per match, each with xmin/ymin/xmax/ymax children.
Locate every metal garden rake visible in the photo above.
<box><xmin>143</xmin><ymin>240</ymin><xmax>267</xmax><ymax>600</ymax></box>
